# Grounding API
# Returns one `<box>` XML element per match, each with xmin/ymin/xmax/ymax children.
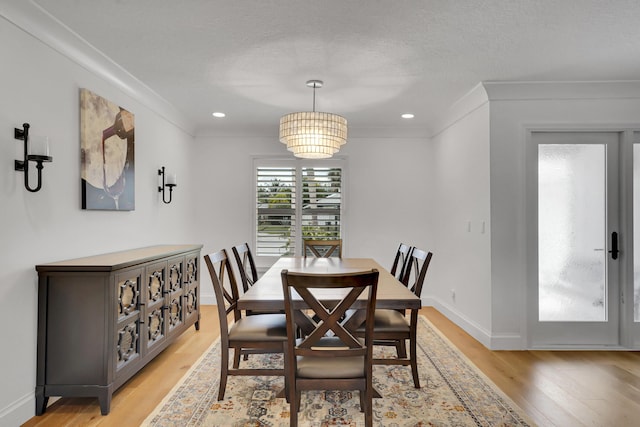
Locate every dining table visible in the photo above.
<box><xmin>237</xmin><ymin>256</ymin><xmax>422</xmax><ymax>314</ymax></box>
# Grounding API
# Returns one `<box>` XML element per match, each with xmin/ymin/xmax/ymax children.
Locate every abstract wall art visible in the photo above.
<box><xmin>80</xmin><ymin>88</ymin><xmax>135</xmax><ymax>210</ymax></box>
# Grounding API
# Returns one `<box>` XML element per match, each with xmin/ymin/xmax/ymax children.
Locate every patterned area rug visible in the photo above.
<box><xmin>142</xmin><ymin>316</ymin><xmax>534</xmax><ymax>426</ymax></box>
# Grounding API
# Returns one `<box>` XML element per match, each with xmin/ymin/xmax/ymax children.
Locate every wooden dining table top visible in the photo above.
<box><xmin>236</xmin><ymin>257</ymin><xmax>422</xmax><ymax>311</ymax></box>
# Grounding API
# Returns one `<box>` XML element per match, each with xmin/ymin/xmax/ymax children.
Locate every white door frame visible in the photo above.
<box><xmin>525</xmin><ymin>126</ymin><xmax>640</xmax><ymax>349</ymax></box>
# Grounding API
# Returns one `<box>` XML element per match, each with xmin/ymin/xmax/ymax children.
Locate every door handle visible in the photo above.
<box><xmin>609</xmin><ymin>231</ymin><xmax>619</xmax><ymax>260</ymax></box>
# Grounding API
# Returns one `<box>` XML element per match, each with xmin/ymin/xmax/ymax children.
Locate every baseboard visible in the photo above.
<box><xmin>201</xmin><ymin>295</ymin><xmax>216</xmax><ymax>305</ymax></box>
<box><xmin>423</xmin><ymin>297</ymin><xmax>525</xmax><ymax>350</ymax></box>
<box><xmin>0</xmin><ymin>391</ymin><xmax>34</xmax><ymax>426</ymax></box>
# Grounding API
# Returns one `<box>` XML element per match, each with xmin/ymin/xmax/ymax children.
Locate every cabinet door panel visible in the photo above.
<box><xmin>167</xmin><ymin>257</ymin><xmax>184</xmax><ymax>293</ymax></box>
<box><xmin>183</xmin><ymin>252</ymin><xmax>200</xmax><ymax>328</ymax></box>
<box><xmin>116</xmin><ymin>320</ymin><xmax>140</xmax><ymax>369</ymax></box>
<box><xmin>117</xmin><ymin>274</ymin><xmax>141</xmax><ymax>320</ymax></box>
<box><xmin>146</xmin><ymin>262</ymin><xmax>166</xmax><ymax>307</ymax></box>
<box><xmin>143</xmin><ymin>261</ymin><xmax>167</xmax><ymax>352</ymax></box>
<box><xmin>167</xmin><ymin>296</ymin><xmax>183</xmax><ymax>332</ymax></box>
<box><xmin>185</xmin><ymin>286</ymin><xmax>198</xmax><ymax>316</ymax></box>
<box><xmin>185</xmin><ymin>255</ymin><xmax>198</xmax><ymax>286</ymax></box>
<box><xmin>115</xmin><ymin>270</ymin><xmax>142</xmax><ymax>372</ymax></box>
<box><xmin>146</xmin><ymin>307</ymin><xmax>165</xmax><ymax>346</ymax></box>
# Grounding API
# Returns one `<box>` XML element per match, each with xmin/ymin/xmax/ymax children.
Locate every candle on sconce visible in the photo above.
<box><xmin>29</xmin><ymin>135</ymin><xmax>50</xmax><ymax>157</ymax></box>
<box><xmin>166</xmin><ymin>173</ymin><xmax>177</xmax><ymax>186</ymax></box>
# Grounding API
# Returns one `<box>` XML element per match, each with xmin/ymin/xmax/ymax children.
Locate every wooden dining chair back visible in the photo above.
<box><xmin>357</xmin><ymin>246</ymin><xmax>433</xmax><ymax>389</ymax></box>
<box><xmin>402</xmin><ymin>247</ymin><xmax>432</xmax><ymax>299</ymax></box>
<box><xmin>204</xmin><ymin>249</ymin><xmax>288</xmax><ymax>400</ymax></box>
<box><xmin>205</xmin><ymin>249</ymin><xmax>241</xmax><ymax>324</ymax></box>
<box><xmin>231</xmin><ymin>242</ymin><xmax>258</xmax><ymax>293</ymax></box>
<box><xmin>390</xmin><ymin>243</ymin><xmax>412</xmax><ymax>282</ymax></box>
<box><xmin>281</xmin><ymin>269</ymin><xmax>379</xmax><ymax>427</ymax></box>
<box><xmin>303</xmin><ymin>239</ymin><xmax>342</xmax><ymax>258</ymax></box>
<box><xmin>232</xmin><ymin>242</ymin><xmax>283</xmax><ymax>319</ymax></box>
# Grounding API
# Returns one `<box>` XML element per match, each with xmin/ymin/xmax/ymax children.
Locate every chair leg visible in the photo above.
<box><xmin>364</xmin><ymin>388</ymin><xmax>373</xmax><ymax>427</ymax></box>
<box><xmin>396</xmin><ymin>338</ymin><xmax>407</xmax><ymax>358</ymax></box>
<box><xmin>289</xmin><ymin>391</ymin><xmax>299</xmax><ymax>427</ymax></box>
<box><xmin>218</xmin><ymin>346</ymin><xmax>229</xmax><ymax>400</ymax></box>
<box><xmin>232</xmin><ymin>346</ymin><xmax>241</xmax><ymax>369</ymax></box>
<box><xmin>410</xmin><ymin>332</ymin><xmax>420</xmax><ymax>388</ymax></box>
<box><xmin>282</xmin><ymin>345</ymin><xmax>290</xmax><ymax>403</ymax></box>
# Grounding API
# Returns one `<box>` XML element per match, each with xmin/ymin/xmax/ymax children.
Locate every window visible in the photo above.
<box><xmin>255</xmin><ymin>159</ymin><xmax>344</xmax><ymax>257</ymax></box>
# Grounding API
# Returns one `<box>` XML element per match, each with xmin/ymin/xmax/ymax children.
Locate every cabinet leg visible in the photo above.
<box><xmin>35</xmin><ymin>386</ymin><xmax>48</xmax><ymax>415</ymax></box>
<box><xmin>194</xmin><ymin>313</ymin><xmax>201</xmax><ymax>330</ymax></box>
<box><xmin>97</xmin><ymin>386</ymin><xmax>113</xmax><ymax>415</ymax></box>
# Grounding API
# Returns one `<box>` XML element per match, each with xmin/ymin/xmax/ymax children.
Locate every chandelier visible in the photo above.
<box><xmin>279</xmin><ymin>80</ymin><xmax>347</xmax><ymax>159</ymax></box>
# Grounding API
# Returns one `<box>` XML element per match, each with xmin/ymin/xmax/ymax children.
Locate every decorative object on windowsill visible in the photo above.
<box><xmin>279</xmin><ymin>80</ymin><xmax>347</xmax><ymax>159</ymax></box>
<box><xmin>14</xmin><ymin>123</ymin><xmax>53</xmax><ymax>193</ymax></box>
<box><xmin>158</xmin><ymin>166</ymin><xmax>177</xmax><ymax>204</ymax></box>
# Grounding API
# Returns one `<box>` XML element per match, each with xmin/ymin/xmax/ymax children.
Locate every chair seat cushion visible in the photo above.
<box><xmin>296</xmin><ymin>337</ymin><xmax>365</xmax><ymax>378</ymax></box>
<box><xmin>229</xmin><ymin>314</ymin><xmax>288</xmax><ymax>341</ymax></box>
<box><xmin>356</xmin><ymin>309</ymin><xmax>410</xmax><ymax>333</ymax></box>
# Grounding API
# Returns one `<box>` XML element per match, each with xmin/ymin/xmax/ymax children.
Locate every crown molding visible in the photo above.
<box><xmin>430</xmin><ymin>80</ymin><xmax>640</xmax><ymax>137</ymax></box>
<box><xmin>1</xmin><ymin>0</ymin><xmax>195</xmax><ymax>135</ymax></box>
<box><xmin>430</xmin><ymin>83</ymin><xmax>489</xmax><ymax>137</ymax></box>
<box><xmin>483</xmin><ymin>80</ymin><xmax>640</xmax><ymax>101</ymax></box>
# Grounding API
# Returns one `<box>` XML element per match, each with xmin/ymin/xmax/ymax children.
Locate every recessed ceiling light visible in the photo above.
<box><xmin>401</xmin><ymin>113</ymin><xmax>415</xmax><ymax>119</ymax></box>
<box><xmin>212</xmin><ymin>112</ymin><xmax>226</xmax><ymax>118</ymax></box>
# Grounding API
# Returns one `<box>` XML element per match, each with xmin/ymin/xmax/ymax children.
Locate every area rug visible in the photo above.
<box><xmin>142</xmin><ymin>316</ymin><xmax>534</xmax><ymax>426</ymax></box>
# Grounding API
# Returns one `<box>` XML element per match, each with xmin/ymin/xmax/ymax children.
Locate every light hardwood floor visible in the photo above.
<box><xmin>22</xmin><ymin>306</ymin><xmax>640</xmax><ymax>427</ymax></box>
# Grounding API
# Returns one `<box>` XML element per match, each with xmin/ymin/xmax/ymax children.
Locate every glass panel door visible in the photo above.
<box><xmin>531</xmin><ymin>132</ymin><xmax>620</xmax><ymax>347</ymax></box>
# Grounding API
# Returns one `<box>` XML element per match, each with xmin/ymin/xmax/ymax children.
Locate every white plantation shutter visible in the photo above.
<box><xmin>301</xmin><ymin>167</ymin><xmax>341</xmax><ymax>240</ymax></box>
<box><xmin>255</xmin><ymin>160</ymin><xmax>343</xmax><ymax>257</ymax></box>
<box><xmin>256</xmin><ymin>167</ymin><xmax>296</xmax><ymax>256</ymax></box>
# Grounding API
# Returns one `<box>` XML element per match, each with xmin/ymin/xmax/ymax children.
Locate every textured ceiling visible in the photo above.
<box><xmin>33</xmin><ymin>0</ymin><xmax>640</xmax><ymax>137</ymax></box>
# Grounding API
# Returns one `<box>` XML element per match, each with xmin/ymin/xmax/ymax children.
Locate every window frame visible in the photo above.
<box><xmin>253</xmin><ymin>157</ymin><xmax>347</xmax><ymax>265</ymax></box>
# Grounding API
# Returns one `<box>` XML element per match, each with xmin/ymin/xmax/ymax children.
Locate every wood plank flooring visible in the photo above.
<box><xmin>22</xmin><ymin>306</ymin><xmax>640</xmax><ymax>426</ymax></box>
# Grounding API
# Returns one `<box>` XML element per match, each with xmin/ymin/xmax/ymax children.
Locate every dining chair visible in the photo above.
<box><xmin>303</xmin><ymin>238</ymin><xmax>342</xmax><ymax>258</ymax></box>
<box><xmin>281</xmin><ymin>269</ymin><xmax>379</xmax><ymax>427</ymax></box>
<box><xmin>232</xmin><ymin>242</ymin><xmax>284</xmax><ymax>344</ymax></box>
<box><xmin>231</xmin><ymin>242</ymin><xmax>258</xmax><ymax>293</ymax></box>
<box><xmin>204</xmin><ymin>249</ymin><xmax>288</xmax><ymax>400</ymax></box>
<box><xmin>357</xmin><ymin>247</ymin><xmax>432</xmax><ymax>388</ymax></box>
<box><xmin>390</xmin><ymin>243</ymin><xmax>412</xmax><ymax>282</ymax></box>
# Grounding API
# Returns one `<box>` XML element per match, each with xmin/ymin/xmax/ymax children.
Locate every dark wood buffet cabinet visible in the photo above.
<box><xmin>35</xmin><ymin>244</ymin><xmax>203</xmax><ymax>415</ymax></box>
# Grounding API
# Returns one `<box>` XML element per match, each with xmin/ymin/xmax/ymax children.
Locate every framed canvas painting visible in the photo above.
<box><xmin>80</xmin><ymin>88</ymin><xmax>135</xmax><ymax>210</ymax></box>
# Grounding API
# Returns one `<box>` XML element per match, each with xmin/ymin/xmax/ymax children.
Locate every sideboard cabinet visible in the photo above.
<box><xmin>35</xmin><ymin>244</ymin><xmax>202</xmax><ymax>415</ymax></box>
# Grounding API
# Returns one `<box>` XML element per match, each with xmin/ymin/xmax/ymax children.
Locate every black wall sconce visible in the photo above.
<box><xmin>14</xmin><ymin>123</ymin><xmax>53</xmax><ymax>192</ymax></box>
<box><xmin>158</xmin><ymin>166</ymin><xmax>177</xmax><ymax>204</ymax></box>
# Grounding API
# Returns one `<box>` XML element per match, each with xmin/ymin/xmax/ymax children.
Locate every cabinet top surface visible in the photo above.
<box><xmin>36</xmin><ymin>244</ymin><xmax>203</xmax><ymax>273</ymax></box>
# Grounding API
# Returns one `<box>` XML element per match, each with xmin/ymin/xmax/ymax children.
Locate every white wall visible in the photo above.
<box><xmin>428</xmin><ymin>93</ymin><xmax>493</xmax><ymax>346</ymax></box>
<box><xmin>427</xmin><ymin>81</ymin><xmax>640</xmax><ymax>350</ymax></box>
<box><xmin>0</xmin><ymin>13</ymin><xmax>197</xmax><ymax>426</ymax></box>
<box><xmin>485</xmin><ymin>81</ymin><xmax>640</xmax><ymax>349</ymax></box>
<box><xmin>193</xmin><ymin>135</ymin><xmax>431</xmax><ymax>304</ymax></box>
<box><xmin>343</xmin><ymin>137</ymin><xmax>433</xmax><ymax>262</ymax></box>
